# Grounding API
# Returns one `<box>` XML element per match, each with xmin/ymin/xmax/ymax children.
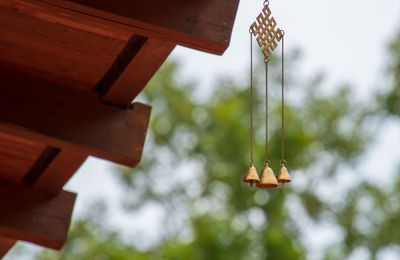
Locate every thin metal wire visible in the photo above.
<box><xmin>266</xmin><ymin>61</ymin><xmax>268</xmax><ymax>162</ymax></box>
<box><xmin>281</xmin><ymin>32</ymin><xmax>285</xmax><ymax>161</ymax></box>
<box><xmin>250</xmin><ymin>31</ymin><xmax>254</xmax><ymax>164</ymax></box>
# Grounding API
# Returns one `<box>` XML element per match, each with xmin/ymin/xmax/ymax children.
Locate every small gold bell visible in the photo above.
<box><xmin>277</xmin><ymin>160</ymin><xmax>291</xmax><ymax>186</ymax></box>
<box><xmin>257</xmin><ymin>163</ymin><xmax>278</xmax><ymax>188</ymax></box>
<box><xmin>243</xmin><ymin>163</ymin><xmax>259</xmax><ymax>187</ymax></box>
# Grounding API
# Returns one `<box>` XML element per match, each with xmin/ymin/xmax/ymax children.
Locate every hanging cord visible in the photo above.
<box><xmin>265</xmin><ymin>59</ymin><xmax>270</xmax><ymax>165</ymax></box>
<box><xmin>281</xmin><ymin>31</ymin><xmax>285</xmax><ymax>163</ymax></box>
<box><xmin>250</xmin><ymin>31</ymin><xmax>254</xmax><ymax>165</ymax></box>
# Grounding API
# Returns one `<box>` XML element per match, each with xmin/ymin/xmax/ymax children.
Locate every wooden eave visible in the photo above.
<box><xmin>0</xmin><ymin>0</ymin><xmax>239</xmax><ymax>257</ymax></box>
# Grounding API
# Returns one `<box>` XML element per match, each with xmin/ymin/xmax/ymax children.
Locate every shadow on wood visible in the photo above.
<box><xmin>0</xmin><ymin>69</ymin><xmax>151</xmax><ymax>167</ymax></box>
<box><xmin>0</xmin><ymin>181</ymin><xmax>76</xmax><ymax>250</ymax></box>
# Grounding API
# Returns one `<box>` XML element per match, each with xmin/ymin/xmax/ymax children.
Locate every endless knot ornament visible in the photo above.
<box><xmin>250</xmin><ymin>2</ymin><xmax>283</xmax><ymax>59</ymax></box>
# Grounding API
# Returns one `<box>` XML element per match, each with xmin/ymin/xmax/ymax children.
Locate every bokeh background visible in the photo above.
<box><xmin>6</xmin><ymin>0</ymin><xmax>400</xmax><ymax>259</ymax></box>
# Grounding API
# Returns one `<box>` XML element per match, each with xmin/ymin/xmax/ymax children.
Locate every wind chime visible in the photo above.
<box><xmin>243</xmin><ymin>0</ymin><xmax>291</xmax><ymax>188</ymax></box>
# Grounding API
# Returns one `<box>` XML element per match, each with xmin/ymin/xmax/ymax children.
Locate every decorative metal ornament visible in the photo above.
<box><xmin>257</xmin><ymin>162</ymin><xmax>278</xmax><ymax>188</ymax></box>
<box><xmin>243</xmin><ymin>163</ymin><xmax>260</xmax><ymax>187</ymax></box>
<box><xmin>250</xmin><ymin>1</ymin><xmax>283</xmax><ymax>60</ymax></box>
<box><xmin>244</xmin><ymin>0</ymin><xmax>290</xmax><ymax>189</ymax></box>
<box><xmin>277</xmin><ymin>160</ymin><xmax>291</xmax><ymax>186</ymax></box>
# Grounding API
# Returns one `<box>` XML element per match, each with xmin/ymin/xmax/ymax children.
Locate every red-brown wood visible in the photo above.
<box><xmin>0</xmin><ymin>69</ymin><xmax>151</xmax><ymax>167</ymax></box>
<box><xmin>0</xmin><ymin>132</ymin><xmax>46</xmax><ymax>184</ymax></box>
<box><xmin>101</xmin><ymin>38</ymin><xmax>175</xmax><ymax>107</ymax></box>
<box><xmin>0</xmin><ymin>0</ymin><xmax>239</xmax><ymax>96</ymax></box>
<box><xmin>32</xmin><ymin>149</ymin><xmax>88</xmax><ymax>195</ymax></box>
<box><xmin>0</xmin><ymin>237</ymin><xmax>16</xmax><ymax>258</ymax></box>
<box><xmin>0</xmin><ymin>181</ymin><xmax>76</xmax><ymax>250</ymax></box>
<box><xmin>0</xmin><ymin>148</ymin><xmax>85</xmax><ymax>257</ymax></box>
<box><xmin>42</xmin><ymin>0</ymin><xmax>239</xmax><ymax>54</ymax></box>
<box><xmin>0</xmin><ymin>0</ymin><xmax>130</xmax><ymax>90</ymax></box>
<box><xmin>0</xmin><ymin>0</ymin><xmax>240</xmax><ymax>256</ymax></box>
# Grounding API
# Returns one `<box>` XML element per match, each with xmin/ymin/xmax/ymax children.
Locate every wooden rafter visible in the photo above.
<box><xmin>99</xmin><ymin>36</ymin><xmax>175</xmax><ymax>107</ymax></box>
<box><xmin>0</xmin><ymin>0</ymin><xmax>131</xmax><ymax>90</ymax></box>
<box><xmin>31</xmin><ymin>149</ymin><xmax>88</xmax><ymax>195</ymax></box>
<box><xmin>43</xmin><ymin>0</ymin><xmax>240</xmax><ymax>54</ymax></box>
<box><xmin>0</xmin><ymin>181</ymin><xmax>76</xmax><ymax>250</ymax></box>
<box><xmin>0</xmin><ymin>0</ymin><xmax>240</xmax><ymax>108</ymax></box>
<box><xmin>0</xmin><ymin>0</ymin><xmax>241</xmax><ymax>256</ymax></box>
<box><xmin>0</xmin><ymin>69</ymin><xmax>151</xmax><ymax>167</ymax></box>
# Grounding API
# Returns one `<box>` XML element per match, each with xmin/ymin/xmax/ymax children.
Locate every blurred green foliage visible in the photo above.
<box><xmin>30</xmin><ymin>32</ymin><xmax>400</xmax><ymax>260</ymax></box>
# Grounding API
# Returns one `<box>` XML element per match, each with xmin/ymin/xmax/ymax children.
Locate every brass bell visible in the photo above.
<box><xmin>243</xmin><ymin>163</ymin><xmax>259</xmax><ymax>187</ymax></box>
<box><xmin>277</xmin><ymin>161</ymin><xmax>291</xmax><ymax>186</ymax></box>
<box><xmin>257</xmin><ymin>163</ymin><xmax>278</xmax><ymax>188</ymax></box>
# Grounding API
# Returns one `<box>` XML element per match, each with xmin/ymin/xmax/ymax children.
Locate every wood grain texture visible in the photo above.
<box><xmin>0</xmin><ymin>69</ymin><xmax>151</xmax><ymax>167</ymax></box>
<box><xmin>32</xmin><ymin>149</ymin><xmax>88</xmax><ymax>195</ymax></box>
<box><xmin>0</xmin><ymin>0</ymin><xmax>239</xmax><ymax>255</ymax></box>
<box><xmin>22</xmin><ymin>147</ymin><xmax>61</xmax><ymax>187</ymax></box>
<box><xmin>96</xmin><ymin>35</ymin><xmax>148</xmax><ymax>94</ymax></box>
<box><xmin>0</xmin><ymin>0</ymin><xmax>238</xmax><ymax>94</ymax></box>
<box><xmin>0</xmin><ymin>148</ymin><xmax>85</xmax><ymax>256</ymax></box>
<box><xmin>0</xmin><ymin>0</ymin><xmax>130</xmax><ymax>90</ymax></box>
<box><xmin>101</xmin><ymin>38</ymin><xmax>175</xmax><ymax>107</ymax></box>
<box><xmin>42</xmin><ymin>0</ymin><xmax>240</xmax><ymax>54</ymax></box>
<box><xmin>0</xmin><ymin>132</ymin><xmax>46</xmax><ymax>184</ymax></box>
<box><xmin>0</xmin><ymin>181</ymin><xmax>76</xmax><ymax>250</ymax></box>
<box><xmin>0</xmin><ymin>133</ymin><xmax>46</xmax><ymax>257</ymax></box>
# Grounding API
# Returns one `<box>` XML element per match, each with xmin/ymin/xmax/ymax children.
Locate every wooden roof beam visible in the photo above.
<box><xmin>42</xmin><ymin>0</ymin><xmax>240</xmax><ymax>55</ymax></box>
<box><xmin>0</xmin><ymin>69</ymin><xmax>151</xmax><ymax>167</ymax></box>
<box><xmin>0</xmin><ymin>147</ymin><xmax>83</xmax><ymax>257</ymax></box>
<box><xmin>0</xmin><ymin>149</ymin><xmax>86</xmax><ymax>257</ymax></box>
<box><xmin>30</xmin><ymin>149</ymin><xmax>88</xmax><ymax>195</ymax></box>
<box><xmin>0</xmin><ymin>181</ymin><xmax>76</xmax><ymax>251</ymax></box>
<box><xmin>97</xmin><ymin>35</ymin><xmax>175</xmax><ymax>107</ymax></box>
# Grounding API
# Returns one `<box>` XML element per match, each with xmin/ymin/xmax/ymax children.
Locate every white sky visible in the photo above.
<box><xmin>173</xmin><ymin>0</ymin><xmax>400</xmax><ymax>99</ymax></box>
<box><xmin>7</xmin><ymin>0</ymin><xmax>400</xmax><ymax>259</ymax></box>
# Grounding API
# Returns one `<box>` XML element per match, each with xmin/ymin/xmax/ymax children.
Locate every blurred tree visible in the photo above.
<box><xmin>31</xmin><ymin>32</ymin><xmax>400</xmax><ymax>260</ymax></box>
